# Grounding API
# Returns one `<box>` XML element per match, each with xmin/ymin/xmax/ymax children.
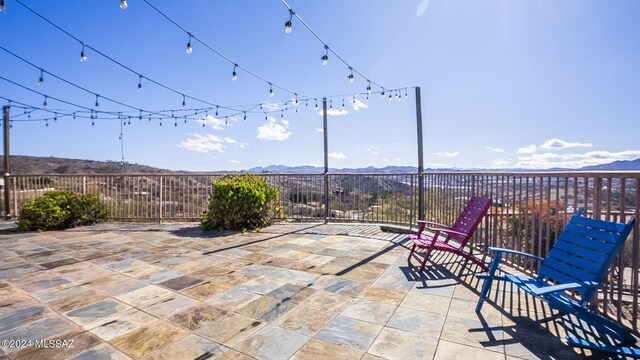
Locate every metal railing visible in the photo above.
<box><xmin>1</xmin><ymin>171</ymin><xmax>639</xmax><ymax>333</ymax></box>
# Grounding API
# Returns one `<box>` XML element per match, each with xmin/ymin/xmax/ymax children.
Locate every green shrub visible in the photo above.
<box><xmin>17</xmin><ymin>191</ymin><xmax>109</xmax><ymax>231</ymax></box>
<box><xmin>202</xmin><ymin>174</ymin><xmax>284</xmax><ymax>231</ymax></box>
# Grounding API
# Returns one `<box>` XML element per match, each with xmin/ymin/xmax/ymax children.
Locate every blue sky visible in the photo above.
<box><xmin>1</xmin><ymin>0</ymin><xmax>639</xmax><ymax>171</ymax></box>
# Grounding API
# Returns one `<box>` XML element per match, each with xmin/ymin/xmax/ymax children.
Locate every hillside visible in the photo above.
<box><xmin>7</xmin><ymin>156</ymin><xmax>174</xmax><ymax>175</ymax></box>
<box><xmin>580</xmin><ymin>158</ymin><xmax>640</xmax><ymax>171</ymax></box>
<box><xmin>3</xmin><ymin>156</ymin><xmax>640</xmax><ymax>174</ymax></box>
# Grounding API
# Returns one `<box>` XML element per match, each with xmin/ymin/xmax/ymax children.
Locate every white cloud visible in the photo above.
<box><xmin>433</xmin><ymin>151</ymin><xmax>459</xmax><ymax>158</ymax></box>
<box><xmin>352</xmin><ymin>99</ymin><xmax>368</xmax><ymax>111</ymax></box>
<box><xmin>366</xmin><ymin>146</ymin><xmax>380</xmax><ymax>155</ymax></box>
<box><xmin>257</xmin><ymin>117</ymin><xmax>291</xmax><ymax>141</ymax></box>
<box><xmin>486</xmin><ymin>159</ymin><xmax>510</xmax><ymax>168</ymax></box>
<box><xmin>317</xmin><ymin>109</ymin><xmax>349</xmax><ymax>116</ymax></box>
<box><xmin>515</xmin><ymin>144</ymin><xmax>537</xmax><ymax>154</ymax></box>
<box><xmin>239</xmin><ymin>142</ymin><xmax>249</xmax><ymax>149</ymax></box>
<box><xmin>223</xmin><ymin>137</ymin><xmax>237</xmax><ymax>144</ymax></box>
<box><xmin>328</xmin><ymin>152</ymin><xmax>346</xmax><ymax>159</ymax></box>
<box><xmin>425</xmin><ymin>162</ymin><xmax>448</xmax><ymax>168</ymax></box>
<box><xmin>282</xmin><ymin>119</ymin><xmax>289</xmax><ymax>127</ymax></box>
<box><xmin>540</xmin><ymin>138</ymin><xmax>593</xmax><ymax>151</ymax></box>
<box><xmin>261</xmin><ymin>102</ymin><xmax>287</xmax><ymax>111</ymax></box>
<box><xmin>229</xmin><ymin>160</ymin><xmax>240</xmax><ymax>164</ymax></box>
<box><xmin>178</xmin><ymin>133</ymin><xmax>226</xmax><ymax>153</ymax></box>
<box><xmin>314</xmin><ymin>128</ymin><xmax>324</xmax><ymax>133</ymax></box>
<box><xmin>515</xmin><ymin>150</ymin><xmax>640</xmax><ymax>169</ymax></box>
<box><xmin>197</xmin><ymin>115</ymin><xmax>227</xmax><ymax>130</ymax></box>
<box><xmin>485</xmin><ymin>146</ymin><xmax>504</xmax><ymax>153</ymax></box>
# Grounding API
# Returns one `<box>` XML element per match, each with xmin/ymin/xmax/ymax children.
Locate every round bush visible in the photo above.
<box><xmin>201</xmin><ymin>174</ymin><xmax>284</xmax><ymax>231</ymax></box>
<box><xmin>17</xmin><ymin>191</ymin><xmax>109</xmax><ymax>231</ymax></box>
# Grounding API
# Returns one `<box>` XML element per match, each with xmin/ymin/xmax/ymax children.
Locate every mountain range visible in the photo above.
<box><xmin>4</xmin><ymin>155</ymin><xmax>640</xmax><ymax>174</ymax></box>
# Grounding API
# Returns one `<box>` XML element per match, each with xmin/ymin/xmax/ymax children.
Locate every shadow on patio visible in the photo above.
<box><xmin>0</xmin><ymin>222</ymin><xmax>609</xmax><ymax>359</ymax></box>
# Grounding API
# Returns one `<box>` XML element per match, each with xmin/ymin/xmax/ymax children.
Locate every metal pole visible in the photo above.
<box><xmin>323</xmin><ymin>98</ymin><xmax>329</xmax><ymax>224</ymax></box>
<box><xmin>3</xmin><ymin>106</ymin><xmax>10</xmax><ymax>220</ymax></box>
<box><xmin>415</xmin><ymin>87</ymin><xmax>425</xmax><ymax>221</ymax></box>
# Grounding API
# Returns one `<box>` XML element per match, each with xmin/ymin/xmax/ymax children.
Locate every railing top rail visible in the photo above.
<box><xmin>423</xmin><ymin>171</ymin><xmax>640</xmax><ymax>178</ymax></box>
<box><xmin>6</xmin><ymin>171</ymin><xmax>640</xmax><ymax>178</ymax></box>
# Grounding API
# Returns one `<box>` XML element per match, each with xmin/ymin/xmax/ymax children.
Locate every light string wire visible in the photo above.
<box><xmin>279</xmin><ymin>0</ymin><xmax>389</xmax><ymax>92</ymax></box>
<box><xmin>12</xmin><ymin>0</ymin><xmax>259</xmax><ymax>113</ymax></box>
<box><xmin>141</xmin><ymin>0</ymin><xmax>311</xmax><ymax>101</ymax></box>
<box><xmin>5</xmin><ymin>0</ymin><xmax>413</xmax><ymax>123</ymax></box>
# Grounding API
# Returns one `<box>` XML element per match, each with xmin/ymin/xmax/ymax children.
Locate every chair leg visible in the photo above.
<box><xmin>407</xmin><ymin>243</ymin><xmax>416</xmax><ymax>264</ymax></box>
<box><xmin>475</xmin><ymin>252</ymin><xmax>503</xmax><ymax>312</ymax></box>
<box><xmin>418</xmin><ymin>248</ymin><xmax>433</xmax><ymax>272</ymax></box>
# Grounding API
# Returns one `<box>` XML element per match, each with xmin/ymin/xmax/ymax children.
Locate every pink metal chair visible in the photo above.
<box><xmin>408</xmin><ymin>196</ymin><xmax>492</xmax><ymax>272</ymax></box>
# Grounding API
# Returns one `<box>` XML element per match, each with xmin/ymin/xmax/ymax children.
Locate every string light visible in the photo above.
<box><xmin>80</xmin><ymin>44</ymin><xmax>87</xmax><ymax>62</ymax></box>
<box><xmin>231</xmin><ymin>64</ymin><xmax>238</xmax><ymax>81</ymax></box>
<box><xmin>95</xmin><ymin>94</ymin><xmax>99</xmax><ymax>107</ymax></box>
<box><xmin>0</xmin><ymin>0</ymin><xmax>6</xmax><ymax>12</ymax></box>
<box><xmin>269</xmin><ymin>83</ymin><xmax>274</xmax><ymax>97</ymax></box>
<box><xmin>321</xmin><ymin>45</ymin><xmax>329</xmax><ymax>66</ymax></box>
<box><xmin>243</xmin><ymin>111</ymin><xmax>247</xmax><ymax>120</ymax></box>
<box><xmin>284</xmin><ymin>9</ymin><xmax>294</xmax><ymax>33</ymax></box>
<box><xmin>186</xmin><ymin>33</ymin><xmax>193</xmax><ymax>54</ymax></box>
<box><xmin>137</xmin><ymin>75</ymin><xmax>142</xmax><ymax>91</ymax></box>
<box><xmin>381</xmin><ymin>89</ymin><xmax>385</xmax><ymax>98</ymax></box>
<box><xmin>215</xmin><ymin>106</ymin><xmax>219</xmax><ymax>116</ymax></box>
<box><xmin>347</xmin><ymin>67</ymin><xmax>354</xmax><ymax>83</ymax></box>
<box><xmin>120</xmin><ymin>0</ymin><xmax>128</xmax><ymax>10</ymax></box>
<box><xmin>182</xmin><ymin>94</ymin><xmax>186</xmax><ymax>108</ymax></box>
<box><xmin>315</xmin><ymin>99</ymin><xmax>318</xmax><ymax>108</ymax></box>
<box><xmin>37</xmin><ymin>69</ymin><xmax>44</xmax><ymax>85</ymax></box>
<box><xmin>43</xmin><ymin>95</ymin><xmax>47</xmax><ymax>107</ymax></box>
<box><xmin>366</xmin><ymin>81</ymin><xmax>371</xmax><ymax>94</ymax></box>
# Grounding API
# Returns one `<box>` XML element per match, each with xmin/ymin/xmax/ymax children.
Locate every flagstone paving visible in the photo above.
<box><xmin>0</xmin><ymin>222</ymin><xmax>597</xmax><ymax>359</ymax></box>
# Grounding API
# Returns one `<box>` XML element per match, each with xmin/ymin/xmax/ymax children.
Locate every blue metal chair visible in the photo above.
<box><xmin>475</xmin><ymin>208</ymin><xmax>637</xmax><ymax>357</ymax></box>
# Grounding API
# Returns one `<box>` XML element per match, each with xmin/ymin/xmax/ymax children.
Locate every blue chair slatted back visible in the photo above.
<box><xmin>538</xmin><ymin>209</ymin><xmax>636</xmax><ymax>305</ymax></box>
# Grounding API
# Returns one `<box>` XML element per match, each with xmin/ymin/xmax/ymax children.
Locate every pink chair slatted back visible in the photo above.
<box><xmin>447</xmin><ymin>196</ymin><xmax>492</xmax><ymax>243</ymax></box>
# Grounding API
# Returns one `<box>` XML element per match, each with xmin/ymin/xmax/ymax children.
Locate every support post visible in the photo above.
<box><xmin>159</xmin><ymin>176</ymin><xmax>163</xmax><ymax>223</ymax></box>
<box><xmin>323</xmin><ymin>98</ymin><xmax>329</xmax><ymax>224</ymax></box>
<box><xmin>3</xmin><ymin>106</ymin><xmax>10</xmax><ymax>220</ymax></box>
<box><xmin>415</xmin><ymin>87</ymin><xmax>425</xmax><ymax>221</ymax></box>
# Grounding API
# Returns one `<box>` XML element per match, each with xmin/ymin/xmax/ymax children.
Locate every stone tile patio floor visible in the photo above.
<box><xmin>0</xmin><ymin>222</ymin><xmax>601</xmax><ymax>359</ymax></box>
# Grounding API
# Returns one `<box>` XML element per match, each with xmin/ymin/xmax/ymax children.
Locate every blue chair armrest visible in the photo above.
<box><xmin>488</xmin><ymin>247</ymin><xmax>544</xmax><ymax>262</ymax></box>
<box><xmin>528</xmin><ymin>281</ymin><xmax>599</xmax><ymax>296</ymax></box>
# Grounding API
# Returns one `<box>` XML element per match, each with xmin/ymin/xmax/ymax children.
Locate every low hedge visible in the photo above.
<box><xmin>17</xmin><ymin>191</ymin><xmax>109</xmax><ymax>231</ymax></box>
<box><xmin>202</xmin><ymin>174</ymin><xmax>284</xmax><ymax>231</ymax></box>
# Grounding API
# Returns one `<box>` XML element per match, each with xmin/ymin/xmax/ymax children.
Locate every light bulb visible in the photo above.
<box><xmin>38</xmin><ymin>70</ymin><xmax>44</xmax><ymax>85</ymax></box>
<box><xmin>285</xmin><ymin>9</ymin><xmax>294</xmax><ymax>33</ymax></box>
<box><xmin>120</xmin><ymin>0</ymin><xmax>127</xmax><ymax>10</ymax></box>
<box><xmin>186</xmin><ymin>42</ymin><xmax>192</xmax><ymax>54</ymax></box>
<box><xmin>321</xmin><ymin>45</ymin><xmax>329</xmax><ymax>65</ymax></box>
<box><xmin>0</xmin><ymin>0</ymin><xmax>6</xmax><ymax>12</ymax></box>
<box><xmin>270</xmin><ymin>89</ymin><xmax>274</xmax><ymax>97</ymax></box>
<box><xmin>367</xmin><ymin>82</ymin><xmax>372</xmax><ymax>94</ymax></box>
<box><xmin>231</xmin><ymin>64</ymin><xmax>238</xmax><ymax>81</ymax></box>
<box><xmin>80</xmin><ymin>48</ymin><xmax>87</xmax><ymax>62</ymax></box>
<box><xmin>348</xmin><ymin>74</ymin><xmax>354</xmax><ymax>83</ymax></box>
